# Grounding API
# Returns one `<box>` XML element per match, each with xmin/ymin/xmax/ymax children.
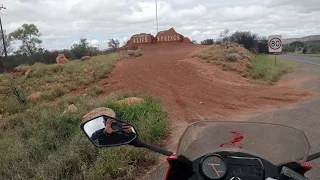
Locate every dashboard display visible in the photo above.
<box><xmin>200</xmin><ymin>155</ymin><xmax>227</xmax><ymax>179</ymax></box>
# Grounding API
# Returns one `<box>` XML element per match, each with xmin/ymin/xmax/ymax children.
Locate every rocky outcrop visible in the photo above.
<box><xmin>82</xmin><ymin>107</ymin><xmax>116</xmax><ymax>122</ymax></box>
<box><xmin>56</xmin><ymin>54</ymin><xmax>70</xmax><ymax>64</ymax></box>
<box><xmin>81</xmin><ymin>56</ymin><xmax>92</xmax><ymax>61</ymax></box>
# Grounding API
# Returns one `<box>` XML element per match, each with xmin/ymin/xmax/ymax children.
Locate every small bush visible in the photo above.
<box><xmin>133</xmin><ymin>49</ymin><xmax>143</xmax><ymax>57</ymax></box>
<box><xmin>242</xmin><ymin>72</ymin><xmax>249</xmax><ymax>78</ymax></box>
<box><xmin>222</xmin><ymin>64</ymin><xmax>228</xmax><ymax>70</ymax></box>
<box><xmin>226</xmin><ymin>53</ymin><xmax>242</xmax><ymax>61</ymax></box>
<box><xmin>32</xmin><ymin>71</ymin><xmax>42</xmax><ymax>77</ymax></box>
<box><xmin>89</xmin><ymin>86</ymin><xmax>103</xmax><ymax>97</ymax></box>
<box><xmin>220</xmin><ymin>30</ymin><xmax>259</xmax><ymax>51</ymax></box>
<box><xmin>40</xmin><ymin>85</ymin><xmax>67</xmax><ymax>101</ymax></box>
<box><xmin>0</xmin><ymin>95</ymin><xmax>28</xmax><ymax>114</ymax></box>
<box><xmin>63</xmin><ymin>82</ymin><xmax>78</xmax><ymax>91</ymax></box>
<box><xmin>221</xmin><ymin>64</ymin><xmax>235</xmax><ymax>71</ymax></box>
<box><xmin>201</xmin><ymin>39</ymin><xmax>215</xmax><ymax>45</ymax></box>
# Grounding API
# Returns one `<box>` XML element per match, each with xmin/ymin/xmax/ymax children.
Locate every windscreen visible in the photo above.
<box><xmin>177</xmin><ymin>121</ymin><xmax>310</xmax><ymax>165</ymax></box>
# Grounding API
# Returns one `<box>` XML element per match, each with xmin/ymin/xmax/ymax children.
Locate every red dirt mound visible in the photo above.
<box><xmin>101</xmin><ymin>44</ymin><xmax>311</xmax><ymax>122</ymax></box>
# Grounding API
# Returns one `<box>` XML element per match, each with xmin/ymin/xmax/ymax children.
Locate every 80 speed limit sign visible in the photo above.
<box><xmin>268</xmin><ymin>35</ymin><xmax>282</xmax><ymax>53</ymax></box>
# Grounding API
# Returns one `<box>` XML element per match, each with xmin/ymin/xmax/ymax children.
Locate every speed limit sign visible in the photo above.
<box><xmin>268</xmin><ymin>35</ymin><xmax>282</xmax><ymax>52</ymax></box>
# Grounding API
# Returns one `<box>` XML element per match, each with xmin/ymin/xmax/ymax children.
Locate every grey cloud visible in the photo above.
<box><xmin>1</xmin><ymin>0</ymin><xmax>319</xmax><ymax>50</ymax></box>
<box><xmin>263</xmin><ymin>0</ymin><xmax>291</xmax><ymax>7</ymax></box>
<box><xmin>263</xmin><ymin>0</ymin><xmax>320</xmax><ymax>13</ymax></box>
<box><xmin>17</xmin><ymin>0</ymin><xmax>43</xmax><ymax>3</ymax></box>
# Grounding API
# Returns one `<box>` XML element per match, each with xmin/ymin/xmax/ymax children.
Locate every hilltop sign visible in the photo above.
<box><xmin>268</xmin><ymin>35</ymin><xmax>282</xmax><ymax>53</ymax></box>
<box><xmin>125</xmin><ymin>28</ymin><xmax>191</xmax><ymax>47</ymax></box>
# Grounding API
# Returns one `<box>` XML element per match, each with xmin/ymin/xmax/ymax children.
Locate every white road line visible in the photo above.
<box><xmin>294</xmin><ymin>59</ymin><xmax>320</xmax><ymax>66</ymax></box>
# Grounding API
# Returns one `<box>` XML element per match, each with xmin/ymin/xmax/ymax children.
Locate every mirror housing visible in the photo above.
<box><xmin>80</xmin><ymin>115</ymin><xmax>138</xmax><ymax>148</ymax></box>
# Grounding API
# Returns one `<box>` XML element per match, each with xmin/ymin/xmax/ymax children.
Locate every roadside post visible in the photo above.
<box><xmin>268</xmin><ymin>35</ymin><xmax>283</xmax><ymax>66</ymax></box>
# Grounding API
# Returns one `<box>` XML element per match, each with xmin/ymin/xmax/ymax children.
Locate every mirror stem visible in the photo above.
<box><xmin>131</xmin><ymin>138</ymin><xmax>174</xmax><ymax>156</ymax></box>
<box><xmin>307</xmin><ymin>152</ymin><xmax>320</xmax><ymax>161</ymax></box>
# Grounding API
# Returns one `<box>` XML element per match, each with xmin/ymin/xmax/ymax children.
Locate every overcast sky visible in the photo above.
<box><xmin>1</xmin><ymin>0</ymin><xmax>319</xmax><ymax>50</ymax></box>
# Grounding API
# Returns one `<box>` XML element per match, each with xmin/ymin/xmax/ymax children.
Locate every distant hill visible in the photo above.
<box><xmin>283</xmin><ymin>35</ymin><xmax>320</xmax><ymax>44</ymax></box>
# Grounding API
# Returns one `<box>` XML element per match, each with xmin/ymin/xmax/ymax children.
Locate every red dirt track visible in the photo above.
<box><xmin>102</xmin><ymin>44</ymin><xmax>311</xmax><ymax>122</ymax></box>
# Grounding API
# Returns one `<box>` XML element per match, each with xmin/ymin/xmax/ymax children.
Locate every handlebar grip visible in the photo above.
<box><xmin>278</xmin><ymin>166</ymin><xmax>308</xmax><ymax>180</ymax></box>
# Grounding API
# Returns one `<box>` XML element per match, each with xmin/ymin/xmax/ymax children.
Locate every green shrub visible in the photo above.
<box><xmin>89</xmin><ymin>86</ymin><xmax>103</xmax><ymax>97</ymax></box>
<box><xmin>0</xmin><ymin>79</ymin><xmax>29</xmax><ymax>114</ymax></box>
<box><xmin>221</xmin><ymin>64</ymin><xmax>233</xmax><ymax>71</ymax></box>
<box><xmin>242</xmin><ymin>72</ymin><xmax>249</xmax><ymax>78</ymax></box>
<box><xmin>63</xmin><ymin>82</ymin><xmax>78</xmax><ymax>91</ymax></box>
<box><xmin>250</xmin><ymin>55</ymin><xmax>295</xmax><ymax>82</ymax></box>
<box><xmin>0</xmin><ymin>95</ymin><xmax>28</xmax><ymax>114</ymax></box>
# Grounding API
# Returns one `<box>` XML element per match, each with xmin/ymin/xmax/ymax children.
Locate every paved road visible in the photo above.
<box><xmin>143</xmin><ymin>57</ymin><xmax>320</xmax><ymax>180</ymax></box>
<box><xmin>248</xmin><ymin>58</ymin><xmax>320</xmax><ymax>179</ymax></box>
<box><xmin>282</xmin><ymin>54</ymin><xmax>320</xmax><ymax>65</ymax></box>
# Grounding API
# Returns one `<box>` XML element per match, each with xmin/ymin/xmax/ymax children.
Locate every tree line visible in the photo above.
<box><xmin>197</xmin><ymin>29</ymin><xmax>269</xmax><ymax>54</ymax></box>
<box><xmin>283</xmin><ymin>41</ymin><xmax>320</xmax><ymax>54</ymax></box>
<box><xmin>197</xmin><ymin>29</ymin><xmax>320</xmax><ymax>55</ymax></box>
<box><xmin>0</xmin><ymin>24</ymin><xmax>120</xmax><ymax>72</ymax></box>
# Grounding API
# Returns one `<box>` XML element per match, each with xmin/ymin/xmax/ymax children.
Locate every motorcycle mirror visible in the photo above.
<box><xmin>80</xmin><ymin>115</ymin><xmax>138</xmax><ymax>148</ymax></box>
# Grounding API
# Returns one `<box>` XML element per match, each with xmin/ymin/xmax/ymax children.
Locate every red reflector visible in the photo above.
<box><xmin>165</xmin><ymin>154</ymin><xmax>177</xmax><ymax>180</ymax></box>
<box><xmin>167</xmin><ymin>154</ymin><xmax>177</xmax><ymax>161</ymax></box>
<box><xmin>303</xmin><ymin>162</ymin><xmax>312</xmax><ymax>170</ymax></box>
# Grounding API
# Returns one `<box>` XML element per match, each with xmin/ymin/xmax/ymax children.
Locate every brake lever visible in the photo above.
<box><xmin>278</xmin><ymin>166</ymin><xmax>308</xmax><ymax>180</ymax></box>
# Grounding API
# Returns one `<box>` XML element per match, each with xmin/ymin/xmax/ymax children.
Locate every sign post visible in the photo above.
<box><xmin>268</xmin><ymin>35</ymin><xmax>282</xmax><ymax>66</ymax></box>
